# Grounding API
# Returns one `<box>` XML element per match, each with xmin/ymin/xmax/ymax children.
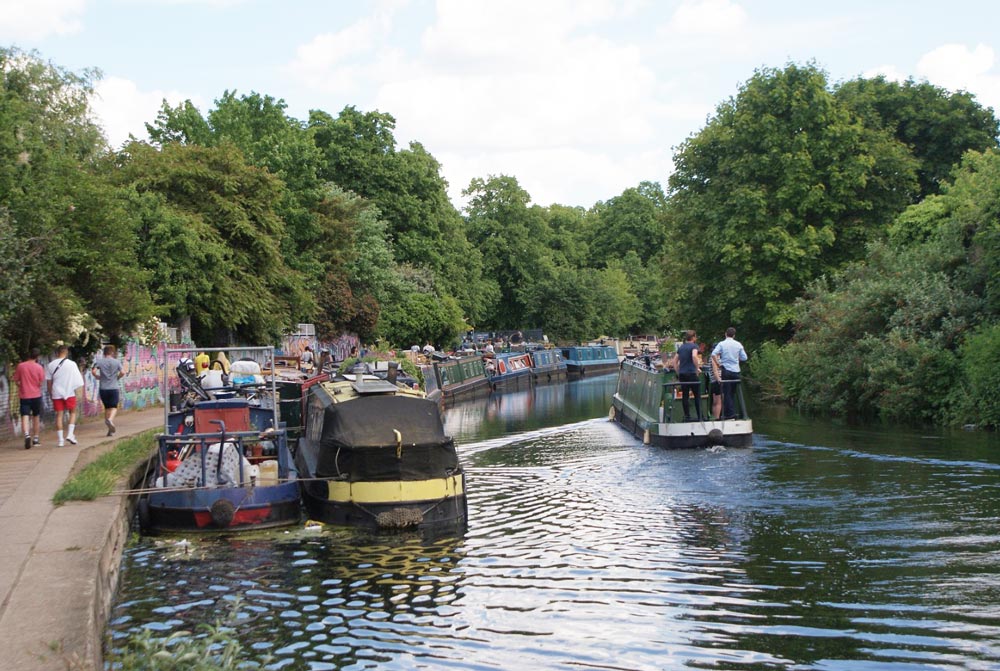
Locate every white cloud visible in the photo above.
<box><xmin>667</xmin><ymin>0</ymin><xmax>748</xmax><ymax>35</ymax></box>
<box><xmin>0</xmin><ymin>0</ymin><xmax>85</xmax><ymax>41</ymax></box>
<box><xmin>862</xmin><ymin>65</ymin><xmax>909</xmax><ymax>82</ymax></box>
<box><xmin>90</xmin><ymin>76</ymin><xmax>199</xmax><ymax>149</ymax></box>
<box><xmin>286</xmin><ymin>1</ymin><xmax>404</xmax><ymax>94</ymax></box>
<box><xmin>916</xmin><ymin>43</ymin><xmax>1000</xmax><ymax>111</ymax></box>
<box><xmin>440</xmin><ymin>144</ymin><xmax>673</xmax><ymax>210</ymax></box>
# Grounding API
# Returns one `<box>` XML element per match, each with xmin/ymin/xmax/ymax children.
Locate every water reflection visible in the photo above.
<box><xmin>108</xmin><ymin>378</ymin><xmax>1000</xmax><ymax>670</ymax></box>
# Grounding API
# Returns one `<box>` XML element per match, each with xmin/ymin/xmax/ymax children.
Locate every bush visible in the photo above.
<box><xmin>953</xmin><ymin>322</ymin><xmax>1000</xmax><ymax>428</ymax></box>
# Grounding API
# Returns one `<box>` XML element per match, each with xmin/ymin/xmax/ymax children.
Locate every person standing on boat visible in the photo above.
<box><xmin>671</xmin><ymin>330</ymin><xmax>703</xmax><ymax>421</ymax></box>
<box><xmin>92</xmin><ymin>344</ymin><xmax>125</xmax><ymax>436</ymax></box>
<box><xmin>300</xmin><ymin>345</ymin><xmax>314</xmax><ymax>372</ymax></box>
<box><xmin>711</xmin><ymin>327</ymin><xmax>747</xmax><ymax>420</ymax></box>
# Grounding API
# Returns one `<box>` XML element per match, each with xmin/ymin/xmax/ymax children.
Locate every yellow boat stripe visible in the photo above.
<box><xmin>325</xmin><ymin>475</ymin><xmax>465</xmax><ymax>503</ymax></box>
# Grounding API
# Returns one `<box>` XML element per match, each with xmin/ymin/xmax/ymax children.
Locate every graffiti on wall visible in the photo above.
<box><xmin>279</xmin><ymin>333</ymin><xmax>359</xmax><ymax>364</ymax></box>
<box><xmin>2</xmin><ymin>340</ymin><xmax>165</xmax><ymax>441</ymax></box>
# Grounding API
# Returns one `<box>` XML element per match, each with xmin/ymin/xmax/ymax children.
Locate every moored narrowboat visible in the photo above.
<box><xmin>422</xmin><ymin>355</ymin><xmax>491</xmax><ymax>403</ymax></box>
<box><xmin>138</xmin><ymin>346</ymin><xmax>301</xmax><ymax>534</ymax></box>
<box><xmin>609</xmin><ymin>358</ymin><xmax>753</xmax><ymax>448</ymax></box>
<box><xmin>560</xmin><ymin>344</ymin><xmax>620</xmax><ymax>377</ymax></box>
<box><xmin>485</xmin><ymin>351</ymin><xmax>534</xmax><ymax>391</ymax></box>
<box><xmin>528</xmin><ymin>347</ymin><xmax>567</xmax><ymax>384</ymax></box>
<box><xmin>295</xmin><ymin>374</ymin><xmax>468</xmax><ymax>533</ymax></box>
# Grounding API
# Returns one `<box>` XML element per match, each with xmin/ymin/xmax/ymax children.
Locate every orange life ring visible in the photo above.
<box><xmin>497</xmin><ymin>359</ymin><xmax>507</xmax><ymax>374</ymax></box>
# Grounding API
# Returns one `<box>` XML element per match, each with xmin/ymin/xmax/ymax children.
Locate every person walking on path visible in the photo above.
<box><xmin>12</xmin><ymin>348</ymin><xmax>45</xmax><ymax>449</ymax></box>
<box><xmin>711</xmin><ymin>327</ymin><xmax>748</xmax><ymax>420</ymax></box>
<box><xmin>46</xmin><ymin>345</ymin><xmax>84</xmax><ymax>447</ymax></box>
<box><xmin>92</xmin><ymin>344</ymin><xmax>125</xmax><ymax>436</ymax></box>
<box><xmin>671</xmin><ymin>330</ymin><xmax>704</xmax><ymax>421</ymax></box>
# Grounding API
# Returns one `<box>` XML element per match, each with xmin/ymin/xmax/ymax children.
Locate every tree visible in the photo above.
<box><xmin>586</xmin><ymin>181</ymin><xmax>668</xmax><ymax>266</ymax></box>
<box><xmin>310</xmin><ymin>107</ymin><xmax>495</xmax><ymax>325</ymax></box>
<box><xmin>835</xmin><ymin>76</ymin><xmax>999</xmax><ymax>197</ymax></box>
<box><xmin>757</xmin><ymin>149</ymin><xmax>1000</xmax><ymax>426</ymax></box>
<box><xmin>119</xmin><ymin>142</ymin><xmax>309</xmax><ymax>344</ymax></box>
<box><xmin>0</xmin><ymin>48</ymin><xmax>152</xmax><ymax>356</ymax></box>
<box><xmin>666</xmin><ymin>62</ymin><xmax>918</xmax><ymax>343</ymax></box>
<box><xmin>463</xmin><ymin>175</ymin><xmax>556</xmax><ymax>329</ymax></box>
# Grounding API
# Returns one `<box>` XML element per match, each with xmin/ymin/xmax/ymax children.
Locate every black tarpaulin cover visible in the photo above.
<box><xmin>316</xmin><ymin>395</ymin><xmax>458</xmax><ymax>480</ymax></box>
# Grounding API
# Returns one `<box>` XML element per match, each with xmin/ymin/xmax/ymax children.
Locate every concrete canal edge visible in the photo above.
<box><xmin>0</xmin><ymin>415</ymin><xmax>155</xmax><ymax>671</ymax></box>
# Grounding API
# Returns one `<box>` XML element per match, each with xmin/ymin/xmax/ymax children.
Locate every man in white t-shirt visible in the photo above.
<box><xmin>46</xmin><ymin>345</ymin><xmax>85</xmax><ymax>446</ymax></box>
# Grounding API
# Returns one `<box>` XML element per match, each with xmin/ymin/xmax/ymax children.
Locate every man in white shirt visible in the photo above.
<box><xmin>46</xmin><ymin>345</ymin><xmax>85</xmax><ymax>446</ymax></box>
<box><xmin>710</xmin><ymin>327</ymin><xmax>748</xmax><ymax>420</ymax></box>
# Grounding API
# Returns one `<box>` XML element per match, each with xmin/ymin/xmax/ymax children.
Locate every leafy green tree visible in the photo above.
<box><xmin>310</xmin><ymin>107</ymin><xmax>495</xmax><ymax>325</ymax></box>
<box><xmin>756</xmin><ymin>149</ymin><xmax>1000</xmax><ymax>426</ymax></box>
<box><xmin>148</xmin><ymin>92</ymin><xmax>330</xmax><ymax>286</ymax></box>
<box><xmin>0</xmin><ymin>48</ymin><xmax>152</xmax><ymax>355</ymax></box>
<box><xmin>119</xmin><ymin>142</ymin><xmax>309</xmax><ymax>344</ymax></box>
<box><xmin>587</xmin><ymin>181</ymin><xmax>668</xmax><ymax>266</ymax></box>
<box><xmin>666</xmin><ymin>62</ymin><xmax>918</xmax><ymax>343</ymax></box>
<box><xmin>464</xmin><ymin>175</ymin><xmax>551</xmax><ymax>329</ymax></box>
<box><xmin>835</xmin><ymin>76</ymin><xmax>999</xmax><ymax>197</ymax></box>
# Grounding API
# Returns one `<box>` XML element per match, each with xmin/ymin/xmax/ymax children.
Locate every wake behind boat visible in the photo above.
<box><xmin>610</xmin><ymin>358</ymin><xmax>753</xmax><ymax>448</ymax></box>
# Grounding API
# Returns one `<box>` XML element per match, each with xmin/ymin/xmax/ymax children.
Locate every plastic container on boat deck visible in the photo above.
<box><xmin>202</xmin><ymin>369</ymin><xmax>225</xmax><ymax>390</ymax></box>
<box><xmin>258</xmin><ymin>459</ymin><xmax>278</xmax><ymax>486</ymax></box>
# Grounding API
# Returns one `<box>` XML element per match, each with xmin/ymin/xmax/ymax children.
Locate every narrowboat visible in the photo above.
<box><xmin>528</xmin><ymin>347</ymin><xmax>567</xmax><ymax>384</ymax></box>
<box><xmin>485</xmin><ymin>350</ymin><xmax>534</xmax><ymax>391</ymax></box>
<box><xmin>295</xmin><ymin>373</ymin><xmax>468</xmax><ymax>533</ymax></box>
<box><xmin>560</xmin><ymin>344</ymin><xmax>621</xmax><ymax>377</ymax></box>
<box><xmin>137</xmin><ymin>346</ymin><xmax>301</xmax><ymax>534</ymax></box>
<box><xmin>422</xmin><ymin>354</ymin><xmax>491</xmax><ymax>403</ymax></box>
<box><xmin>609</xmin><ymin>358</ymin><xmax>753</xmax><ymax>448</ymax></box>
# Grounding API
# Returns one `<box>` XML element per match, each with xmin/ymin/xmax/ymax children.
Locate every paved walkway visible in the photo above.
<box><xmin>0</xmin><ymin>407</ymin><xmax>163</xmax><ymax>670</ymax></box>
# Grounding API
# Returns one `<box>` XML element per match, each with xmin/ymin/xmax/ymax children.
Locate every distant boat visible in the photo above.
<box><xmin>610</xmin><ymin>358</ymin><xmax>753</xmax><ymax>448</ymax></box>
<box><xmin>295</xmin><ymin>373</ymin><xmax>468</xmax><ymax>533</ymax></box>
<box><xmin>559</xmin><ymin>344</ymin><xmax>620</xmax><ymax>377</ymax></box>
<box><xmin>527</xmin><ymin>347</ymin><xmax>567</xmax><ymax>384</ymax></box>
<box><xmin>422</xmin><ymin>354</ymin><xmax>491</xmax><ymax>403</ymax></box>
<box><xmin>138</xmin><ymin>346</ymin><xmax>301</xmax><ymax>534</ymax></box>
<box><xmin>486</xmin><ymin>351</ymin><xmax>534</xmax><ymax>391</ymax></box>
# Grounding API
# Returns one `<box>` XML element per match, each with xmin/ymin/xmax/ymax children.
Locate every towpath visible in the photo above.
<box><xmin>0</xmin><ymin>406</ymin><xmax>163</xmax><ymax>670</ymax></box>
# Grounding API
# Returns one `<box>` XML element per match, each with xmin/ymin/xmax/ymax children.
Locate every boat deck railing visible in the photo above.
<box><xmin>617</xmin><ymin>358</ymin><xmax>748</xmax><ymax>424</ymax></box>
<box><xmin>157</xmin><ymin>427</ymin><xmax>287</xmax><ymax>488</ymax></box>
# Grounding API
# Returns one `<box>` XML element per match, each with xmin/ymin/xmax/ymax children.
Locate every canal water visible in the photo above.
<box><xmin>107</xmin><ymin>374</ymin><xmax>1000</xmax><ymax>670</ymax></box>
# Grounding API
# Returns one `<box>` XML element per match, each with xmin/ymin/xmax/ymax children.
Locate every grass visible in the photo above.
<box><xmin>52</xmin><ymin>429</ymin><xmax>159</xmax><ymax>504</ymax></box>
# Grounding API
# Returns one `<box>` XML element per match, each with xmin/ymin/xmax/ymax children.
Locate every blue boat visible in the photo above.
<box><xmin>486</xmin><ymin>351</ymin><xmax>534</xmax><ymax>391</ymax></box>
<box><xmin>559</xmin><ymin>344</ymin><xmax>620</xmax><ymax>377</ymax></box>
<box><xmin>610</xmin><ymin>358</ymin><xmax>753</xmax><ymax>448</ymax></box>
<box><xmin>138</xmin><ymin>346</ymin><xmax>301</xmax><ymax>534</ymax></box>
<box><xmin>528</xmin><ymin>347</ymin><xmax>567</xmax><ymax>384</ymax></box>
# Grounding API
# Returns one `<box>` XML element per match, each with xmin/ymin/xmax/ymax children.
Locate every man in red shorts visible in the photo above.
<box><xmin>45</xmin><ymin>345</ymin><xmax>84</xmax><ymax>447</ymax></box>
<box><xmin>13</xmin><ymin>348</ymin><xmax>45</xmax><ymax>449</ymax></box>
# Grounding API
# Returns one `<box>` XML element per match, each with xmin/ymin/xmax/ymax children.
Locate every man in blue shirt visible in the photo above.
<box><xmin>711</xmin><ymin>327</ymin><xmax>748</xmax><ymax>420</ymax></box>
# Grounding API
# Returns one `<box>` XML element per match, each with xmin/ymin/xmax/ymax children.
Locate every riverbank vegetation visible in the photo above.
<box><xmin>53</xmin><ymin>429</ymin><xmax>157</xmax><ymax>504</ymax></box>
<box><xmin>2</xmin><ymin>47</ymin><xmax>998</xmax><ymax>427</ymax></box>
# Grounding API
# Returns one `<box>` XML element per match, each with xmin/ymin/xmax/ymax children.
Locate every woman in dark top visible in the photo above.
<box><xmin>671</xmin><ymin>330</ymin><xmax>703</xmax><ymax>421</ymax></box>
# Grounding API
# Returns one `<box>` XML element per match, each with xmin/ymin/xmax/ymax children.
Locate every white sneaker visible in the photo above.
<box><xmin>66</xmin><ymin>434</ymin><xmax>77</xmax><ymax>445</ymax></box>
<box><xmin>57</xmin><ymin>439</ymin><xmax>65</xmax><ymax>447</ymax></box>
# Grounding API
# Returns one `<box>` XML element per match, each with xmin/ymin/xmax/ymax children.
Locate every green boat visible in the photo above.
<box><xmin>610</xmin><ymin>358</ymin><xmax>753</xmax><ymax>448</ymax></box>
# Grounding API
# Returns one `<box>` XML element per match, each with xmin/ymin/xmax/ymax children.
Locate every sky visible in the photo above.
<box><xmin>3</xmin><ymin>0</ymin><xmax>1000</xmax><ymax>209</ymax></box>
